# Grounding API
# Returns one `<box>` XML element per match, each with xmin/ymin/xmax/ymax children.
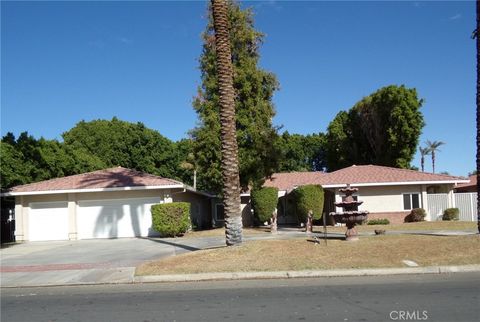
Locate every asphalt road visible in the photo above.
<box><xmin>2</xmin><ymin>273</ymin><xmax>479</xmax><ymax>322</ymax></box>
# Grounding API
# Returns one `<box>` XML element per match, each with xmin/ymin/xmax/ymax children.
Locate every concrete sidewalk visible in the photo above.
<box><xmin>1</xmin><ymin>229</ymin><xmax>478</xmax><ymax>288</ymax></box>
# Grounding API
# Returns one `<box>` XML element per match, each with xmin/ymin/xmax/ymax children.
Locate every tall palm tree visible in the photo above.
<box><xmin>211</xmin><ymin>0</ymin><xmax>243</xmax><ymax>245</ymax></box>
<box><xmin>425</xmin><ymin>140</ymin><xmax>445</xmax><ymax>173</ymax></box>
<box><xmin>419</xmin><ymin>146</ymin><xmax>430</xmax><ymax>172</ymax></box>
<box><xmin>475</xmin><ymin>0</ymin><xmax>480</xmax><ymax>234</ymax></box>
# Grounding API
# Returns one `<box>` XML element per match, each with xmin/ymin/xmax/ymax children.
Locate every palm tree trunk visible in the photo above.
<box><xmin>421</xmin><ymin>155</ymin><xmax>424</xmax><ymax>172</ymax></box>
<box><xmin>476</xmin><ymin>0</ymin><xmax>480</xmax><ymax>234</ymax></box>
<box><xmin>431</xmin><ymin>151</ymin><xmax>436</xmax><ymax>173</ymax></box>
<box><xmin>211</xmin><ymin>0</ymin><xmax>243</xmax><ymax>245</ymax></box>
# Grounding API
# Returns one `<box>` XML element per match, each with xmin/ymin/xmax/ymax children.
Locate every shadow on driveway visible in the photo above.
<box><xmin>138</xmin><ymin>237</ymin><xmax>201</xmax><ymax>252</ymax></box>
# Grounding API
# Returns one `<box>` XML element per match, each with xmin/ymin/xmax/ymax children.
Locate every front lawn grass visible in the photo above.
<box><xmin>136</xmin><ymin>235</ymin><xmax>480</xmax><ymax>276</ymax></box>
<box><xmin>315</xmin><ymin>221</ymin><xmax>477</xmax><ymax>234</ymax></box>
<box><xmin>183</xmin><ymin>221</ymin><xmax>477</xmax><ymax>239</ymax></box>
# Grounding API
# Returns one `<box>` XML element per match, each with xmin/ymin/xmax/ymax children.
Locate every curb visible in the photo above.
<box><xmin>3</xmin><ymin>265</ymin><xmax>479</xmax><ymax>288</ymax></box>
<box><xmin>134</xmin><ymin>264</ymin><xmax>480</xmax><ymax>284</ymax></box>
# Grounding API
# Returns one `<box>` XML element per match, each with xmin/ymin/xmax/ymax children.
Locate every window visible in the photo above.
<box><xmin>215</xmin><ymin>204</ymin><xmax>225</xmax><ymax>221</ymax></box>
<box><xmin>403</xmin><ymin>193</ymin><xmax>420</xmax><ymax>210</ymax></box>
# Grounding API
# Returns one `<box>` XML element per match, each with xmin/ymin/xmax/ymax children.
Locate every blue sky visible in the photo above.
<box><xmin>1</xmin><ymin>1</ymin><xmax>475</xmax><ymax>176</ymax></box>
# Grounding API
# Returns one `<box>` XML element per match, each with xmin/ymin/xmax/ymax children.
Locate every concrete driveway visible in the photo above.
<box><xmin>0</xmin><ymin>237</ymin><xmax>224</xmax><ymax>288</ymax></box>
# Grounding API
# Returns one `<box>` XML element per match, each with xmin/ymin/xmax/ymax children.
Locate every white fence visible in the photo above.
<box><xmin>455</xmin><ymin>193</ymin><xmax>477</xmax><ymax>222</ymax></box>
<box><xmin>426</xmin><ymin>193</ymin><xmax>477</xmax><ymax>221</ymax></box>
<box><xmin>426</xmin><ymin>194</ymin><xmax>449</xmax><ymax>220</ymax></box>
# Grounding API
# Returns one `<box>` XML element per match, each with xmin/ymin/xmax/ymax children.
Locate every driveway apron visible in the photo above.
<box><xmin>0</xmin><ymin>237</ymin><xmax>224</xmax><ymax>287</ymax></box>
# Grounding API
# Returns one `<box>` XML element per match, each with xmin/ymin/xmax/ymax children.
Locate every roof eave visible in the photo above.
<box><xmin>0</xmin><ymin>184</ymin><xmax>186</xmax><ymax>197</ymax></box>
<box><xmin>322</xmin><ymin>180</ymin><xmax>469</xmax><ymax>189</ymax></box>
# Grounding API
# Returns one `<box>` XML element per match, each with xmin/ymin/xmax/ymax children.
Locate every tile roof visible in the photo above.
<box><xmin>263</xmin><ymin>165</ymin><xmax>467</xmax><ymax>191</ymax></box>
<box><xmin>455</xmin><ymin>174</ymin><xmax>476</xmax><ymax>189</ymax></box>
<box><xmin>323</xmin><ymin>165</ymin><xmax>466</xmax><ymax>186</ymax></box>
<box><xmin>8</xmin><ymin>167</ymin><xmax>183</xmax><ymax>193</ymax></box>
<box><xmin>263</xmin><ymin>172</ymin><xmax>327</xmax><ymax>191</ymax></box>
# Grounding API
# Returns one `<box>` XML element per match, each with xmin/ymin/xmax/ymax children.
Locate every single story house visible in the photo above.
<box><xmin>1</xmin><ymin>167</ymin><xmax>213</xmax><ymax>241</ymax></box>
<box><xmin>454</xmin><ymin>174</ymin><xmax>477</xmax><ymax>193</ymax></box>
<box><xmin>242</xmin><ymin>165</ymin><xmax>469</xmax><ymax>225</ymax></box>
<box><xmin>4</xmin><ymin>165</ymin><xmax>470</xmax><ymax>241</ymax></box>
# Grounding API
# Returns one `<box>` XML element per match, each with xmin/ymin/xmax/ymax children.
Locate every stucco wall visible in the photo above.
<box><xmin>366</xmin><ymin>211</ymin><xmax>410</xmax><ymax>225</ymax></box>
<box><xmin>15</xmin><ymin>188</ymin><xmax>212</xmax><ymax>241</ymax></box>
<box><xmin>342</xmin><ymin>185</ymin><xmax>422</xmax><ymax>213</ymax></box>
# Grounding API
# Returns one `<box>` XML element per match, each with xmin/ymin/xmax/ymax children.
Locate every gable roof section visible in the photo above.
<box><xmin>322</xmin><ymin>165</ymin><xmax>467</xmax><ymax>187</ymax></box>
<box><xmin>3</xmin><ymin>167</ymin><xmax>185</xmax><ymax>196</ymax></box>
<box><xmin>263</xmin><ymin>171</ymin><xmax>327</xmax><ymax>191</ymax></box>
<box><xmin>263</xmin><ymin>165</ymin><xmax>468</xmax><ymax>191</ymax></box>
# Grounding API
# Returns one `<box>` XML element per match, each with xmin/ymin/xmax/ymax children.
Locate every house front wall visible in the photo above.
<box><xmin>332</xmin><ymin>183</ymin><xmax>455</xmax><ymax>223</ymax></box>
<box><xmin>172</xmin><ymin>190</ymin><xmax>212</xmax><ymax>230</ymax></box>
<box><xmin>14</xmin><ymin>188</ymin><xmax>210</xmax><ymax>241</ymax></box>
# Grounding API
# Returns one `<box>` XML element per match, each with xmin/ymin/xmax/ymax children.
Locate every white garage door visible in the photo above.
<box><xmin>77</xmin><ymin>198</ymin><xmax>161</xmax><ymax>239</ymax></box>
<box><xmin>29</xmin><ymin>202</ymin><xmax>69</xmax><ymax>241</ymax></box>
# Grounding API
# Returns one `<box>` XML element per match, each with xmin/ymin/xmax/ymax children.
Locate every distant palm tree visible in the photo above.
<box><xmin>425</xmin><ymin>140</ymin><xmax>445</xmax><ymax>174</ymax></box>
<box><xmin>211</xmin><ymin>0</ymin><xmax>243</xmax><ymax>245</ymax></box>
<box><xmin>419</xmin><ymin>146</ymin><xmax>430</xmax><ymax>172</ymax></box>
<box><xmin>475</xmin><ymin>0</ymin><xmax>480</xmax><ymax>234</ymax></box>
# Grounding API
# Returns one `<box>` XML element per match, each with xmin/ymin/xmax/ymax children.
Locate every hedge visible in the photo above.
<box><xmin>367</xmin><ymin>218</ymin><xmax>390</xmax><ymax>225</ymax></box>
<box><xmin>151</xmin><ymin>202</ymin><xmax>191</xmax><ymax>237</ymax></box>
<box><xmin>442</xmin><ymin>208</ymin><xmax>459</xmax><ymax>221</ymax></box>
<box><xmin>404</xmin><ymin>208</ymin><xmax>426</xmax><ymax>223</ymax></box>
<box><xmin>251</xmin><ymin>187</ymin><xmax>279</xmax><ymax>223</ymax></box>
<box><xmin>293</xmin><ymin>185</ymin><xmax>324</xmax><ymax>222</ymax></box>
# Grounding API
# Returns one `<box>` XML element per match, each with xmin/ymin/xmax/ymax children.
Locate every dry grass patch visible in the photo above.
<box><xmin>136</xmin><ymin>235</ymin><xmax>480</xmax><ymax>276</ymax></box>
<box><xmin>184</xmin><ymin>222</ymin><xmax>476</xmax><ymax>239</ymax></box>
<box><xmin>314</xmin><ymin>221</ymin><xmax>477</xmax><ymax>234</ymax></box>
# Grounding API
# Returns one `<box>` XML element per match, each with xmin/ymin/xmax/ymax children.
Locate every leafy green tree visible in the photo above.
<box><xmin>326</xmin><ymin>111</ymin><xmax>362</xmax><ymax>171</ymax></box>
<box><xmin>1</xmin><ymin>132</ymin><xmax>106</xmax><ymax>188</ymax></box>
<box><xmin>326</xmin><ymin>85</ymin><xmax>425</xmax><ymax>171</ymax></box>
<box><xmin>62</xmin><ymin>118</ymin><xmax>178</xmax><ymax>178</ymax></box>
<box><xmin>278</xmin><ymin>132</ymin><xmax>327</xmax><ymax>172</ymax></box>
<box><xmin>175</xmin><ymin>138</ymin><xmax>196</xmax><ymax>187</ymax></box>
<box><xmin>0</xmin><ymin>142</ymin><xmax>32</xmax><ymax>189</ymax></box>
<box><xmin>191</xmin><ymin>0</ymin><xmax>280</xmax><ymax>194</ymax></box>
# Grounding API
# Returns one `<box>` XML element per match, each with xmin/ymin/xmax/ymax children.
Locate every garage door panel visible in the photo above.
<box><xmin>29</xmin><ymin>202</ymin><xmax>69</xmax><ymax>241</ymax></box>
<box><xmin>77</xmin><ymin>198</ymin><xmax>161</xmax><ymax>239</ymax></box>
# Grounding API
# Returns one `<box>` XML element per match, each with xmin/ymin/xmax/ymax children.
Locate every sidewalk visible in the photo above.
<box><xmin>1</xmin><ymin>229</ymin><xmax>478</xmax><ymax>288</ymax></box>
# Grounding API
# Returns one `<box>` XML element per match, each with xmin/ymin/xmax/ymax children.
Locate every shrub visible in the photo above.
<box><xmin>251</xmin><ymin>187</ymin><xmax>279</xmax><ymax>223</ymax></box>
<box><xmin>293</xmin><ymin>185</ymin><xmax>324</xmax><ymax>222</ymax></box>
<box><xmin>404</xmin><ymin>208</ymin><xmax>426</xmax><ymax>223</ymax></box>
<box><xmin>367</xmin><ymin>218</ymin><xmax>390</xmax><ymax>225</ymax></box>
<box><xmin>442</xmin><ymin>208</ymin><xmax>459</xmax><ymax>221</ymax></box>
<box><xmin>151</xmin><ymin>202</ymin><xmax>191</xmax><ymax>237</ymax></box>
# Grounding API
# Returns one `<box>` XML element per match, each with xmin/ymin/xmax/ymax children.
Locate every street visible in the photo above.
<box><xmin>2</xmin><ymin>273</ymin><xmax>479</xmax><ymax>322</ymax></box>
